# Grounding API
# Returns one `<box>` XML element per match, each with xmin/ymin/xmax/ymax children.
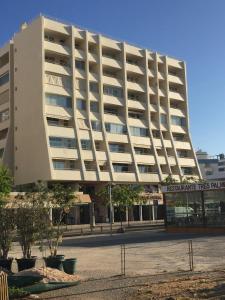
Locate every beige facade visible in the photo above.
<box><xmin>0</xmin><ymin>16</ymin><xmax>201</xmax><ymax>188</ymax></box>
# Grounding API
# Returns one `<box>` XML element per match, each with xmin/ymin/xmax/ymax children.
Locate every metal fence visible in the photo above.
<box><xmin>0</xmin><ymin>272</ymin><xmax>9</xmax><ymax>300</ymax></box>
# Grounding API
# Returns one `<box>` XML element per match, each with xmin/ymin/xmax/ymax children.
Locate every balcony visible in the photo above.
<box><xmin>102</xmin><ymin>56</ymin><xmax>122</xmax><ymax>69</ymax></box>
<box><xmin>150</xmin><ymin>104</ymin><xmax>157</xmax><ymax>112</ymax></box>
<box><xmin>153</xmin><ymin>138</ymin><xmax>162</xmax><ymax>147</ymax></box>
<box><xmin>45</xmin><ymin>84</ymin><xmax>71</xmax><ymax>97</ymax></box>
<box><xmin>84</xmin><ymin>170</ymin><xmax>98</xmax><ymax>181</ymax></box>
<box><xmin>96</xmin><ymin>151</ymin><xmax>107</xmax><ymax>161</ymax></box>
<box><xmin>148</xmin><ymin>69</ymin><xmax>155</xmax><ymax>77</ymax></box>
<box><xmin>170</xmin><ymin>107</ymin><xmax>185</xmax><ymax>118</ymax></box>
<box><xmin>50</xmin><ymin>148</ymin><xmax>78</xmax><ymax>159</ymax></box>
<box><xmin>139</xmin><ymin>173</ymin><xmax>160</xmax><ymax>183</ymax></box>
<box><xmin>88</xmin><ymin>52</ymin><xmax>98</xmax><ymax>63</ymax></box>
<box><xmin>102</xmin><ymin>75</ymin><xmax>122</xmax><ymax>87</ymax></box>
<box><xmin>158</xmin><ymin>156</ymin><xmax>166</xmax><ymax>164</ymax></box>
<box><xmin>164</xmin><ymin>139</ymin><xmax>172</xmax><ymax>148</ymax></box>
<box><xmin>171</xmin><ymin>125</ymin><xmax>186</xmax><ymax>134</ymax></box>
<box><xmin>169</xmin><ymin>91</ymin><xmax>185</xmax><ymax>101</ymax></box>
<box><xmin>44</xmin><ymin>19</ymin><xmax>70</xmax><ymax>35</ymax></box>
<box><xmin>131</xmin><ymin>136</ymin><xmax>151</xmax><ymax>147</ymax></box>
<box><xmin>113</xmin><ymin>172</ymin><xmax>136</xmax><ymax>182</ymax></box>
<box><xmin>110</xmin><ymin>152</ymin><xmax>132</xmax><ymax>163</ymax></box>
<box><xmin>178</xmin><ymin>157</ymin><xmax>196</xmax><ymax>167</ymax></box>
<box><xmin>103</xmin><ymin>95</ymin><xmax>123</xmax><ymax>107</ymax></box>
<box><xmin>174</xmin><ymin>141</ymin><xmax>191</xmax><ymax>150</ymax></box>
<box><xmin>44</xmin><ymin>41</ymin><xmax>70</xmax><ymax>56</ymax></box>
<box><xmin>47</xmin><ymin>125</ymin><xmax>74</xmax><ymax>138</ymax></box>
<box><xmin>107</xmin><ymin>133</ymin><xmax>128</xmax><ymax>143</ymax></box>
<box><xmin>99</xmin><ymin>171</ymin><xmax>111</xmax><ymax>181</ymax></box>
<box><xmin>89</xmin><ymin>72</ymin><xmax>99</xmax><ymax>82</ymax></box>
<box><xmin>168</xmin><ymin>74</ymin><xmax>184</xmax><ymax>85</ymax></box>
<box><xmin>167</xmin><ymin>57</ymin><xmax>183</xmax><ymax>69</ymax></box>
<box><xmin>0</xmin><ymin>82</ymin><xmax>9</xmax><ymax>95</ymax></box>
<box><xmin>168</xmin><ymin>156</ymin><xmax>176</xmax><ymax>165</ymax></box>
<box><xmin>82</xmin><ymin>150</ymin><xmax>94</xmax><ymax>160</ymax></box>
<box><xmin>135</xmin><ymin>154</ymin><xmax>155</xmax><ymax>164</ymax></box>
<box><xmin>127</xmin><ymin>81</ymin><xmax>145</xmax><ymax>93</ymax></box>
<box><xmin>92</xmin><ymin>131</ymin><xmax>104</xmax><ymax>140</ymax></box>
<box><xmin>158</xmin><ymin>72</ymin><xmax>165</xmax><ymax>80</ymax></box>
<box><xmin>127</xmin><ymin>100</ymin><xmax>145</xmax><ymax>111</ymax></box>
<box><xmin>45</xmin><ymin>62</ymin><xmax>71</xmax><ymax>76</ymax></box>
<box><xmin>126</xmin><ymin>63</ymin><xmax>144</xmax><ymax>75</ymax></box>
<box><xmin>45</xmin><ymin>105</ymin><xmax>73</xmax><ymax>119</ymax></box>
<box><xmin>101</xmin><ymin>37</ymin><xmax>121</xmax><ymax>51</ymax></box>
<box><xmin>52</xmin><ymin>169</ymin><xmax>81</xmax><ymax>180</ymax></box>
<box><xmin>74</xmin><ymin>49</ymin><xmax>85</xmax><ymax>59</ymax></box>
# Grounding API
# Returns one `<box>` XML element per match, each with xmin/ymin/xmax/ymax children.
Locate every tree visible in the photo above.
<box><xmin>45</xmin><ymin>184</ymin><xmax>75</xmax><ymax>256</ymax></box>
<box><xmin>161</xmin><ymin>175</ymin><xmax>178</xmax><ymax>185</ymax></box>
<box><xmin>15</xmin><ymin>182</ymin><xmax>49</xmax><ymax>258</ymax></box>
<box><xmin>0</xmin><ymin>164</ymin><xmax>13</xmax><ymax>207</ymax></box>
<box><xmin>98</xmin><ymin>184</ymin><xmax>144</xmax><ymax>230</ymax></box>
<box><xmin>0</xmin><ymin>208</ymin><xmax>15</xmax><ymax>259</ymax></box>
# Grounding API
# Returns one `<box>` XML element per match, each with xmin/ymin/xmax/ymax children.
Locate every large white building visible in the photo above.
<box><xmin>196</xmin><ymin>150</ymin><xmax>225</xmax><ymax>181</ymax></box>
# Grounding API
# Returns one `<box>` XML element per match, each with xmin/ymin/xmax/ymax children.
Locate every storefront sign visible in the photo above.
<box><xmin>162</xmin><ymin>181</ymin><xmax>225</xmax><ymax>193</ymax></box>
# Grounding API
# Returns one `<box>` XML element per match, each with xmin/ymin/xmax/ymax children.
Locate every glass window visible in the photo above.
<box><xmin>81</xmin><ymin>139</ymin><xmax>92</xmax><ymax>150</ymax></box>
<box><xmin>103</xmin><ymin>85</ymin><xmax>123</xmax><ymax>98</ymax></box>
<box><xmin>181</xmin><ymin>167</ymin><xmax>193</xmax><ymax>175</ymax></box>
<box><xmin>173</xmin><ymin>133</ymin><xmax>185</xmax><ymax>141</ymax></box>
<box><xmin>171</xmin><ymin>115</ymin><xmax>186</xmax><ymax>127</ymax></box>
<box><xmin>113</xmin><ymin>163</ymin><xmax>129</xmax><ymax>172</ymax></box>
<box><xmin>138</xmin><ymin>164</ymin><xmax>152</xmax><ymax>173</ymax></box>
<box><xmin>105</xmin><ymin>123</ymin><xmax>127</xmax><ymax>135</ymax></box>
<box><xmin>130</xmin><ymin>126</ymin><xmax>148</xmax><ymax>137</ymax></box>
<box><xmin>49</xmin><ymin>137</ymin><xmax>76</xmax><ymax>149</ymax></box>
<box><xmin>160</xmin><ymin>114</ymin><xmax>167</xmax><ymax>125</ymax></box>
<box><xmin>75</xmin><ymin>60</ymin><xmax>85</xmax><ymax>70</ymax></box>
<box><xmin>89</xmin><ymin>82</ymin><xmax>99</xmax><ymax>93</ymax></box>
<box><xmin>77</xmin><ymin>99</ymin><xmax>86</xmax><ymax>110</ymax></box>
<box><xmin>53</xmin><ymin>160</ymin><xmax>75</xmax><ymax>170</ymax></box>
<box><xmin>109</xmin><ymin>143</ymin><xmax>125</xmax><ymax>153</ymax></box>
<box><xmin>135</xmin><ymin>147</ymin><xmax>151</xmax><ymax>155</ymax></box>
<box><xmin>0</xmin><ymin>109</ymin><xmax>9</xmax><ymax>122</ymax></box>
<box><xmin>46</xmin><ymin>93</ymin><xmax>72</xmax><ymax>108</ymax></box>
<box><xmin>0</xmin><ymin>73</ymin><xmax>9</xmax><ymax>87</ymax></box>
<box><xmin>90</xmin><ymin>102</ymin><xmax>99</xmax><ymax>113</ymax></box>
<box><xmin>91</xmin><ymin>120</ymin><xmax>101</xmax><ymax>131</ymax></box>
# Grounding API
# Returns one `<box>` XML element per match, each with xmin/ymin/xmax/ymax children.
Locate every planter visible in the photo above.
<box><xmin>44</xmin><ymin>255</ymin><xmax>65</xmax><ymax>271</ymax></box>
<box><xmin>16</xmin><ymin>257</ymin><xmax>37</xmax><ymax>272</ymax></box>
<box><xmin>0</xmin><ymin>257</ymin><xmax>13</xmax><ymax>272</ymax></box>
<box><xmin>63</xmin><ymin>258</ymin><xmax>77</xmax><ymax>274</ymax></box>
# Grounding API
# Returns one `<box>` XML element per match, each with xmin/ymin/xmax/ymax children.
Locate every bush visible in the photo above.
<box><xmin>8</xmin><ymin>287</ymin><xmax>29</xmax><ymax>299</ymax></box>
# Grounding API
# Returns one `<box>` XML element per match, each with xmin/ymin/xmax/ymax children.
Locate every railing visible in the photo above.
<box><xmin>0</xmin><ymin>272</ymin><xmax>9</xmax><ymax>300</ymax></box>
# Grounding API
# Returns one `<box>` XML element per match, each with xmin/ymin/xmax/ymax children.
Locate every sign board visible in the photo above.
<box><xmin>162</xmin><ymin>181</ymin><xmax>225</xmax><ymax>193</ymax></box>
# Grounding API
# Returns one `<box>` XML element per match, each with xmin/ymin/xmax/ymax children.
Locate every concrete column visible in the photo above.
<box><xmin>89</xmin><ymin>202</ymin><xmax>96</xmax><ymax>227</ymax></box>
<box><xmin>74</xmin><ymin>206</ymin><xmax>80</xmax><ymax>224</ymax></box>
<box><xmin>125</xmin><ymin>206</ymin><xmax>129</xmax><ymax>222</ymax></box>
<box><xmin>139</xmin><ymin>205</ymin><xmax>143</xmax><ymax>221</ymax></box>
<box><xmin>152</xmin><ymin>205</ymin><xmax>157</xmax><ymax>221</ymax></box>
<box><xmin>111</xmin><ymin>206</ymin><xmax>115</xmax><ymax>224</ymax></box>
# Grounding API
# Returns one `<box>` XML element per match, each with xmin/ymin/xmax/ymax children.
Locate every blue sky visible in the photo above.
<box><xmin>0</xmin><ymin>0</ymin><xmax>224</xmax><ymax>155</ymax></box>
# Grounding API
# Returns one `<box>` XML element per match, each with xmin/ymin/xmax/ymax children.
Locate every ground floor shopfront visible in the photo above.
<box><xmin>162</xmin><ymin>181</ymin><xmax>225</xmax><ymax>232</ymax></box>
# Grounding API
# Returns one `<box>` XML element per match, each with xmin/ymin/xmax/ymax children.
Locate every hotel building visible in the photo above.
<box><xmin>0</xmin><ymin>16</ymin><xmax>201</xmax><ymax>222</ymax></box>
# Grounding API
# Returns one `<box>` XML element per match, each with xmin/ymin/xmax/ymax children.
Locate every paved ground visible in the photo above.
<box><xmin>10</xmin><ymin>229</ymin><xmax>225</xmax><ymax>280</ymax></box>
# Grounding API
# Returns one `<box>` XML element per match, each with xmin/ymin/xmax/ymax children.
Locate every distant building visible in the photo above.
<box><xmin>196</xmin><ymin>150</ymin><xmax>225</xmax><ymax>180</ymax></box>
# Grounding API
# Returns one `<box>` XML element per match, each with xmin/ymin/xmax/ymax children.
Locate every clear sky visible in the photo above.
<box><xmin>0</xmin><ymin>0</ymin><xmax>224</xmax><ymax>156</ymax></box>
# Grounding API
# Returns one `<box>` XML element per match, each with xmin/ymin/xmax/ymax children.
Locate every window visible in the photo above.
<box><xmin>53</xmin><ymin>160</ymin><xmax>75</xmax><ymax>170</ymax></box>
<box><xmin>104</xmin><ymin>107</ymin><xmax>118</xmax><ymax>115</ymax></box>
<box><xmin>90</xmin><ymin>102</ymin><xmax>99</xmax><ymax>113</ymax></box>
<box><xmin>160</xmin><ymin>114</ymin><xmax>167</xmax><ymax>125</ymax></box>
<box><xmin>177</xmin><ymin>150</ymin><xmax>188</xmax><ymax>158</ymax></box>
<box><xmin>138</xmin><ymin>164</ymin><xmax>152</xmax><ymax>173</ymax></box>
<box><xmin>130</xmin><ymin>126</ymin><xmax>148</xmax><ymax>137</ymax></box>
<box><xmin>91</xmin><ymin>120</ymin><xmax>101</xmax><ymax>131</ymax></box>
<box><xmin>45</xmin><ymin>55</ymin><xmax>55</xmax><ymax>64</ymax></box>
<box><xmin>0</xmin><ymin>53</ymin><xmax>9</xmax><ymax>68</ymax></box>
<box><xmin>219</xmin><ymin>168</ymin><xmax>225</xmax><ymax>172</ymax></box>
<box><xmin>181</xmin><ymin>167</ymin><xmax>193</xmax><ymax>175</ymax></box>
<box><xmin>77</xmin><ymin>99</ymin><xmax>86</xmax><ymax>110</ymax></box>
<box><xmin>113</xmin><ymin>163</ymin><xmax>129</xmax><ymax>173</ymax></box>
<box><xmin>171</xmin><ymin>115</ymin><xmax>186</xmax><ymax>126</ymax></box>
<box><xmin>47</xmin><ymin>117</ymin><xmax>71</xmax><ymax>127</ymax></box>
<box><xmin>135</xmin><ymin>147</ymin><xmax>151</xmax><ymax>155</ymax></box>
<box><xmin>128</xmin><ymin>111</ymin><xmax>143</xmax><ymax>119</ymax></box>
<box><xmin>173</xmin><ymin>133</ymin><xmax>185</xmax><ymax>141</ymax></box>
<box><xmin>128</xmin><ymin>92</ymin><xmax>140</xmax><ymax>101</ymax></box>
<box><xmin>81</xmin><ymin>139</ymin><xmax>92</xmax><ymax>150</ymax></box>
<box><xmin>0</xmin><ymin>129</ymin><xmax>8</xmax><ymax>140</ymax></box>
<box><xmin>126</xmin><ymin>58</ymin><xmax>138</xmax><ymax>65</ymax></box>
<box><xmin>218</xmin><ymin>161</ymin><xmax>225</xmax><ymax>166</ymax></box>
<box><xmin>152</xmin><ymin>130</ymin><xmax>160</xmax><ymax>138</ymax></box>
<box><xmin>49</xmin><ymin>137</ymin><xmax>76</xmax><ymax>149</ymax></box>
<box><xmin>105</xmin><ymin>123</ymin><xmax>127</xmax><ymax>135</ymax></box>
<box><xmin>206</xmin><ymin>170</ymin><xmax>213</xmax><ymax>176</ymax></box>
<box><xmin>75</xmin><ymin>60</ymin><xmax>85</xmax><ymax>70</ymax></box>
<box><xmin>46</xmin><ymin>94</ymin><xmax>72</xmax><ymax>108</ymax></box>
<box><xmin>109</xmin><ymin>143</ymin><xmax>125</xmax><ymax>153</ymax></box>
<box><xmin>89</xmin><ymin>82</ymin><xmax>99</xmax><ymax>93</ymax></box>
<box><xmin>0</xmin><ymin>109</ymin><xmax>9</xmax><ymax>122</ymax></box>
<box><xmin>76</xmin><ymin>79</ymin><xmax>86</xmax><ymax>91</ymax></box>
<box><xmin>0</xmin><ymin>73</ymin><xmax>9</xmax><ymax>87</ymax></box>
<box><xmin>44</xmin><ymin>34</ymin><xmax>55</xmax><ymax>42</ymax></box>
<box><xmin>103</xmin><ymin>85</ymin><xmax>123</xmax><ymax>98</ymax></box>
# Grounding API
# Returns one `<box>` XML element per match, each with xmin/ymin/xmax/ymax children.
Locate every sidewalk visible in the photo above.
<box><xmin>62</xmin><ymin>220</ymin><xmax>164</xmax><ymax>237</ymax></box>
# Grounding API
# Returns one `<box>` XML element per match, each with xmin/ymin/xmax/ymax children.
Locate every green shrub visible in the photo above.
<box><xmin>8</xmin><ymin>287</ymin><xmax>29</xmax><ymax>299</ymax></box>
